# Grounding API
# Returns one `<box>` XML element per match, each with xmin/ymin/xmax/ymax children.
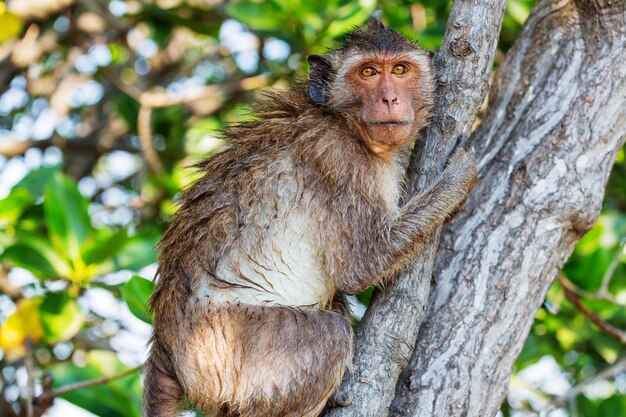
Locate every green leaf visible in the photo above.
<box><xmin>0</xmin><ymin>188</ymin><xmax>32</xmax><ymax>224</ymax></box>
<box><xmin>40</xmin><ymin>292</ymin><xmax>84</xmax><ymax>343</ymax></box>
<box><xmin>110</xmin><ymin>231</ymin><xmax>160</xmax><ymax>271</ymax></box>
<box><xmin>506</xmin><ymin>0</ymin><xmax>533</xmax><ymax>26</ymax></box>
<box><xmin>16</xmin><ymin>165</ymin><xmax>59</xmax><ymax>197</ymax></box>
<box><xmin>121</xmin><ymin>275</ymin><xmax>155</xmax><ymax>324</ymax></box>
<box><xmin>82</xmin><ymin>230</ymin><xmax>130</xmax><ymax>265</ymax></box>
<box><xmin>579</xmin><ymin>394</ymin><xmax>626</xmax><ymax>417</ymax></box>
<box><xmin>43</xmin><ymin>171</ymin><xmax>92</xmax><ymax>262</ymax></box>
<box><xmin>2</xmin><ymin>230</ymin><xmax>71</xmax><ymax>279</ymax></box>
<box><xmin>226</xmin><ymin>1</ymin><xmax>285</xmax><ymax>31</ymax></box>
<box><xmin>47</xmin><ymin>350</ymin><xmax>142</xmax><ymax>417</ymax></box>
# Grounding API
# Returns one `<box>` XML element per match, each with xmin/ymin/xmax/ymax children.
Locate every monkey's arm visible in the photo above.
<box><xmin>336</xmin><ymin>147</ymin><xmax>477</xmax><ymax>295</ymax></box>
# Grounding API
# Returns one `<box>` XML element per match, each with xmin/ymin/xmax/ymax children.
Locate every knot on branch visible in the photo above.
<box><xmin>449</xmin><ymin>36</ymin><xmax>475</xmax><ymax>58</ymax></box>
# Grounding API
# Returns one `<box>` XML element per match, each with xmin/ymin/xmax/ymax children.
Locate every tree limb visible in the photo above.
<box><xmin>559</xmin><ymin>275</ymin><xmax>626</xmax><ymax>344</ymax></box>
<box><xmin>33</xmin><ymin>365</ymin><xmax>142</xmax><ymax>408</ymax></box>
<box><xmin>0</xmin><ymin>134</ymin><xmax>137</xmax><ymax>158</ymax></box>
<box><xmin>326</xmin><ymin>2</ymin><xmax>506</xmax><ymax>416</ymax></box>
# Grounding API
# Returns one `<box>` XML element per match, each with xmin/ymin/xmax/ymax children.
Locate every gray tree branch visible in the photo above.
<box><xmin>391</xmin><ymin>0</ymin><xmax>626</xmax><ymax>416</ymax></box>
<box><xmin>326</xmin><ymin>1</ymin><xmax>506</xmax><ymax>416</ymax></box>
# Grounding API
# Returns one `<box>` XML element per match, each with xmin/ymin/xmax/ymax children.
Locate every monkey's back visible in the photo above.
<box><xmin>150</xmin><ymin>90</ymin><xmax>342</xmax><ymax>319</ymax></box>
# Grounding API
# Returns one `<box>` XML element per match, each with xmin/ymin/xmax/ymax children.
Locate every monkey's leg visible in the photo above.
<box><xmin>143</xmin><ymin>345</ymin><xmax>184</xmax><ymax>417</ymax></box>
<box><xmin>179</xmin><ymin>304</ymin><xmax>352</xmax><ymax>417</ymax></box>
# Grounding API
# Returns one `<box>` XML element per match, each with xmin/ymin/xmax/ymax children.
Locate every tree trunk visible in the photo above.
<box><xmin>390</xmin><ymin>1</ymin><xmax>626</xmax><ymax>416</ymax></box>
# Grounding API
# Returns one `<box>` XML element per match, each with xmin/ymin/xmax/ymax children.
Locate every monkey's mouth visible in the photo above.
<box><xmin>369</xmin><ymin>121</ymin><xmax>410</xmax><ymax>126</ymax></box>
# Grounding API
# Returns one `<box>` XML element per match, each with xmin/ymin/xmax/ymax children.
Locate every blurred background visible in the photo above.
<box><xmin>0</xmin><ymin>0</ymin><xmax>624</xmax><ymax>416</ymax></box>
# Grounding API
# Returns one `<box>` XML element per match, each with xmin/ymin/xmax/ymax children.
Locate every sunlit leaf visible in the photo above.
<box><xmin>0</xmin><ymin>297</ymin><xmax>43</xmax><ymax>361</ymax></box>
<box><xmin>226</xmin><ymin>1</ymin><xmax>285</xmax><ymax>31</ymax></box>
<box><xmin>40</xmin><ymin>292</ymin><xmax>84</xmax><ymax>343</ymax></box>
<box><xmin>324</xmin><ymin>0</ymin><xmax>375</xmax><ymax>39</ymax></box>
<box><xmin>506</xmin><ymin>0</ymin><xmax>532</xmax><ymax>26</ymax></box>
<box><xmin>82</xmin><ymin>230</ymin><xmax>130</xmax><ymax>265</ymax></box>
<box><xmin>590</xmin><ymin>335</ymin><xmax>620</xmax><ymax>364</ymax></box>
<box><xmin>0</xmin><ymin>188</ymin><xmax>32</xmax><ymax>224</ymax></box>
<box><xmin>121</xmin><ymin>275</ymin><xmax>155</xmax><ymax>324</ymax></box>
<box><xmin>2</xmin><ymin>230</ymin><xmax>71</xmax><ymax>279</ymax></box>
<box><xmin>0</xmin><ymin>4</ymin><xmax>22</xmax><ymax>43</ymax></box>
<box><xmin>43</xmin><ymin>171</ymin><xmax>93</xmax><ymax>263</ymax></box>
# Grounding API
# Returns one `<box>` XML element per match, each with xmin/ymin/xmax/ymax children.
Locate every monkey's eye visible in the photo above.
<box><xmin>392</xmin><ymin>64</ymin><xmax>409</xmax><ymax>75</ymax></box>
<box><xmin>360</xmin><ymin>67</ymin><xmax>377</xmax><ymax>77</ymax></box>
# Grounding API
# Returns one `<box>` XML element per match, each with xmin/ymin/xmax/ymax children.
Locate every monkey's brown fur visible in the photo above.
<box><xmin>144</xmin><ymin>20</ymin><xmax>477</xmax><ymax>417</ymax></box>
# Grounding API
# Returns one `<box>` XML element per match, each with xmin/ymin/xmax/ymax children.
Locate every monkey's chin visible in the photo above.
<box><xmin>367</xmin><ymin>124</ymin><xmax>413</xmax><ymax>147</ymax></box>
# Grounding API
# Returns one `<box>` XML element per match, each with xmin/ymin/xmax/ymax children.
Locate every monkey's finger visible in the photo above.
<box><xmin>453</xmin><ymin>133</ymin><xmax>469</xmax><ymax>153</ymax></box>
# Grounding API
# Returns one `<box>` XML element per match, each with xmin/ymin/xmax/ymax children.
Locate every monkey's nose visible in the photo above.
<box><xmin>382</xmin><ymin>96</ymin><xmax>399</xmax><ymax>107</ymax></box>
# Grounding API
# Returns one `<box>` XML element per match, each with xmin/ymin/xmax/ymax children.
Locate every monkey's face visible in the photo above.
<box><xmin>347</xmin><ymin>55</ymin><xmax>427</xmax><ymax>154</ymax></box>
<box><xmin>308</xmin><ymin>28</ymin><xmax>435</xmax><ymax>160</ymax></box>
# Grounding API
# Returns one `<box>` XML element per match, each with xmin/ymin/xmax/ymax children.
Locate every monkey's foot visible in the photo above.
<box><xmin>327</xmin><ymin>391</ymin><xmax>353</xmax><ymax>408</ymax></box>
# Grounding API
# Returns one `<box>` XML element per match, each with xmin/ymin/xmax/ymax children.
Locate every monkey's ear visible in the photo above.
<box><xmin>307</xmin><ymin>55</ymin><xmax>333</xmax><ymax>105</ymax></box>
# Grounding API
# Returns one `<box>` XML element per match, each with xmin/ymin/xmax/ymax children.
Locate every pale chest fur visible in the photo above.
<box><xmin>195</xmin><ymin>155</ymin><xmax>403</xmax><ymax>309</ymax></box>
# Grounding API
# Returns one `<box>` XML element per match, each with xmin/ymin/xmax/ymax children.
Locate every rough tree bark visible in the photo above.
<box><xmin>329</xmin><ymin>0</ymin><xmax>626</xmax><ymax>416</ymax></box>
<box><xmin>327</xmin><ymin>1</ymin><xmax>506</xmax><ymax>416</ymax></box>
<box><xmin>390</xmin><ymin>1</ymin><xmax>626</xmax><ymax>416</ymax></box>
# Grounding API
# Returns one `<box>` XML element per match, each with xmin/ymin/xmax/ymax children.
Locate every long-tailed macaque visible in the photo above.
<box><xmin>143</xmin><ymin>19</ymin><xmax>477</xmax><ymax>417</ymax></box>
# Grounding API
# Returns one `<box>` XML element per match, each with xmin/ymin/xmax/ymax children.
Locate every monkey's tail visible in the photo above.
<box><xmin>142</xmin><ymin>347</ymin><xmax>183</xmax><ymax>417</ymax></box>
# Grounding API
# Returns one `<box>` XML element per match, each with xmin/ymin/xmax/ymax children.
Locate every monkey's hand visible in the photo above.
<box><xmin>441</xmin><ymin>135</ymin><xmax>478</xmax><ymax>215</ymax></box>
<box><xmin>441</xmin><ymin>133</ymin><xmax>470</xmax><ymax>172</ymax></box>
<box><xmin>445</xmin><ymin>135</ymin><xmax>478</xmax><ymax>187</ymax></box>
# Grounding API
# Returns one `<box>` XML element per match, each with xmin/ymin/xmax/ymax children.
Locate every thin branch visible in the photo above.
<box><xmin>103</xmin><ymin>69</ymin><xmax>274</xmax><ymax>109</ymax></box>
<box><xmin>0</xmin><ymin>266</ymin><xmax>21</xmax><ymax>301</ymax></box>
<box><xmin>52</xmin><ymin>365</ymin><xmax>142</xmax><ymax>397</ymax></box>
<box><xmin>137</xmin><ymin>105</ymin><xmax>165</xmax><ymax>177</ymax></box>
<box><xmin>75</xmin><ymin>0</ymin><xmax>129</xmax><ymax>33</ymax></box>
<box><xmin>559</xmin><ymin>275</ymin><xmax>626</xmax><ymax>344</ymax></box>
<box><xmin>33</xmin><ymin>365</ymin><xmax>142</xmax><ymax>406</ymax></box>
<box><xmin>563</xmin><ymin>283</ymin><xmax>625</xmax><ymax>308</ymax></box>
<box><xmin>540</xmin><ymin>356</ymin><xmax>626</xmax><ymax>416</ymax></box>
<box><xmin>100</xmin><ymin>68</ymin><xmax>143</xmax><ymax>102</ymax></box>
<box><xmin>139</xmin><ymin>74</ymin><xmax>273</xmax><ymax>108</ymax></box>
<box><xmin>0</xmin><ymin>394</ymin><xmax>19</xmax><ymax>417</ymax></box>
<box><xmin>0</xmin><ymin>134</ymin><xmax>138</xmax><ymax>158</ymax></box>
<box><xmin>133</xmin><ymin>74</ymin><xmax>274</xmax><ymax>177</ymax></box>
<box><xmin>24</xmin><ymin>340</ymin><xmax>34</xmax><ymax>417</ymax></box>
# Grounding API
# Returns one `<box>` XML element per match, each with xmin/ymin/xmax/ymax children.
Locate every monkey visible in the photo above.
<box><xmin>143</xmin><ymin>19</ymin><xmax>477</xmax><ymax>417</ymax></box>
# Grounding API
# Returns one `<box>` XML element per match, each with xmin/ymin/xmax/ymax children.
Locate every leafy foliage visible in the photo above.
<box><xmin>0</xmin><ymin>1</ymin><xmax>623</xmax><ymax>416</ymax></box>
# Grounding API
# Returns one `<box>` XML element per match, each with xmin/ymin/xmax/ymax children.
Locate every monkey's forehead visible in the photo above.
<box><xmin>339</xmin><ymin>19</ymin><xmax>423</xmax><ymax>56</ymax></box>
